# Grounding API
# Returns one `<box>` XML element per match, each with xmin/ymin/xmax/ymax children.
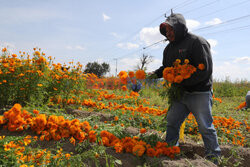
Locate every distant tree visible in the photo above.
<box><xmin>84</xmin><ymin>62</ymin><xmax>110</xmax><ymax>77</ymax></box>
<box><xmin>135</xmin><ymin>53</ymin><xmax>153</xmax><ymax>71</ymax></box>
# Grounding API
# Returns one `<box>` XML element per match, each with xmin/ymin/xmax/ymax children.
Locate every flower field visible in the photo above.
<box><xmin>0</xmin><ymin>48</ymin><xmax>250</xmax><ymax>167</ymax></box>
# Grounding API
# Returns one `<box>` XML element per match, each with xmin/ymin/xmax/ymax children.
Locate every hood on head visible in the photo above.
<box><xmin>159</xmin><ymin>13</ymin><xmax>188</xmax><ymax>42</ymax></box>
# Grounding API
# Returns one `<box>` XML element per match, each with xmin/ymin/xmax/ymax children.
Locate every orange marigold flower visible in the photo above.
<box><xmin>146</xmin><ymin>148</ymin><xmax>156</xmax><ymax>157</ymax></box>
<box><xmin>174</xmin><ymin>75</ymin><xmax>183</xmax><ymax>83</ymax></box>
<box><xmin>128</xmin><ymin>71</ymin><xmax>135</xmax><ymax>78</ymax></box>
<box><xmin>37</xmin><ymin>84</ymin><xmax>43</xmax><ymax>87</ymax></box>
<box><xmin>132</xmin><ymin>144</ymin><xmax>145</xmax><ymax>156</ymax></box>
<box><xmin>172</xmin><ymin>146</ymin><xmax>180</xmax><ymax>154</ymax></box>
<box><xmin>35</xmin><ymin>51</ymin><xmax>41</xmax><ymax>56</ymax></box>
<box><xmin>135</xmin><ymin>70</ymin><xmax>146</xmax><ymax>80</ymax></box>
<box><xmin>175</xmin><ymin>59</ymin><xmax>181</xmax><ymax>64</ymax></box>
<box><xmin>114</xmin><ymin>142</ymin><xmax>123</xmax><ymax>153</ymax></box>
<box><xmin>40</xmin><ymin>135</ymin><xmax>45</xmax><ymax>141</ymax></box>
<box><xmin>184</xmin><ymin>59</ymin><xmax>189</xmax><ymax>64</ymax></box>
<box><xmin>12</xmin><ymin>54</ymin><xmax>17</xmax><ymax>58</ymax></box>
<box><xmin>0</xmin><ymin>116</ymin><xmax>6</xmax><ymax>125</ymax></box>
<box><xmin>121</xmin><ymin>85</ymin><xmax>127</xmax><ymax>91</ymax></box>
<box><xmin>155</xmin><ymin>148</ymin><xmax>163</xmax><ymax>157</ymax></box>
<box><xmin>114</xmin><ymin>116</ymin><xmax>119</xmax><ymax>121</ymax></box>
<box><xmin>130</xmin><ymin>91</ymin><xmax>139</xmax><ymax>97</ymax></box>
<box><xmin>123</xmin><ymin>142</ymin><xmax>134</xmax><ymax>153</ymax></box>
<box><xmin>118</xmin><ymin>71</ymin><xmax>128</xmax><ymax>78</ymax></box>
<box><xmin>100</xmin><ymin>130</ymin><xmax>110</xmax><ymax>138</ymax></box>
<box><xmin>70</xmin><ymin>137</ymin><xmax>76</xmax><ymax>146</ymax></box>
<box><xmin>101</xmin><ymin>137</ymin><xmax>109</xmax><ymax>146</ymax></box>
<box><xmin>65</xmin><ymin>153</ymin><xmax>71</xmax><ymax>160</ymax></box>
<box><xmin>164</xmin><ymin>73</ymin><xmax>175</xmax><ymax>83</ymax></box>
<box><xmin>198</xmin><ymin>64</ymin><xmax>205</xmax><ymax>70</ymax></box>
<box><xmin>33</xmin><ymin>109</ymin><xmax>39</xmax><ymax>115</ymax></box>
<box><xmin>236</xmin><ymin>101</ymin><xmax>246</xmax><ymax>110</ymax></box>
<box><xmin>89</xmin><ymin>134</ymin><xmax>97</xmax><ymax>143</ymax></box>
<box><xmin>181</xmin><ymin>72</ymin><xmax>191</xmax><ymax>79</ymax></box>
<box><xmin>2</xmin><ymin>48</ymin><xmax>7</xmax><ymax>52</ymax></box>
<box><xmin>12</xmin><ymin>103</ymin><xmax>22</xmax><ymax>115</ymax></box>
<box><xmin>140</xmin><ymin>128</ymin><xmax>147</xmax><ymax>134</ymax></box>
<box><xmin>24</xmin><ymin>135</ymin><xmax>32</xmax><ymax>146</ymax></box>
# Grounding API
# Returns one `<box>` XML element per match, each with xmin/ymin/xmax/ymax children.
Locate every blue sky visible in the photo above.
<box><xmin>1</xmin><ymin>0</ymin><xmax>250</xmax><ymax>81</ymax></box>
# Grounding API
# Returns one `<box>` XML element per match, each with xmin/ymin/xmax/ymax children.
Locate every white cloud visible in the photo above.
<box><xmin>110</xmin><ymin>32</ymin><xmax>121</xmax><ymax>39</ymax></box>
<box><xmin>207</xmin><ymin>39</ymin><xmax>218</xmax><ymax>55</ymax></box>
<box><xmin>213</xmin><ymin>60</ymin><xmax>250</xmax><ymax>81</ymax></box>
<box><xmin>233</xmin><ymin>56</ymin><xmax>250</xmax><ymax>64</ymax></box>
<box><xmin>66</xmin><ymin>46</ymin><xmax>73</xmax><ymax>50</ymax></box>
<box><xmin>186</xmin><ymin>19</ymin><xmax>200</xmax><ymax>31</ymax></box>
<box><xmin>205</xmin><ymin>18</ymin><xmax>222</xmax><ymax>26</ymax></box>
<box><xmin>139</xmin><ymin>26</ymin><xmax>165</xmax><ymax>47</ymax></box>
<box><xmin>75</xmin><ymin>45</ymin><xmax>85</xmax><ymax>50</ymax></box>
<box><xmin>117</xmin><ymin>42</ymin><xmax>139</xmax><ymax>50</ymax></box>
<box><xmin>146</xmin><ymin>58</ymin><xmax>162</xmax><ymax>72</ymax></box>
<box><xmin>66</xmin><ymin>45</ymin><xmax>85</xmax><ymax>51</ymax></box>
<box><xmin>120</xmin><ymin>57</ymin><xmax>139</xmax><ymax>68</ymax></box>
<box><xmin>103</xmin><ymin>13</ymin><xmax>111</xmax><ymax>21</ymax></box>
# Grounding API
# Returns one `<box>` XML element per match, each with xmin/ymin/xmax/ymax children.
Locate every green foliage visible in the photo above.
<box><xmin>84</xmin><ymin>61</ymin><xmax>110</xmax><ymax>77</ymax></box>
<box><xmin>76</xmin><ymin>141</ymin><xmax>122</xmax><ymax>167</ymax></box>
<box><xmin>159</xmin><ymin>83</ymin><xmax>184</xmax><ymax>107</ymax></box>
<box><xmin>140</xmin><ymin>133</ymin><xmax>164</xmax><ymax>147</ymax></box>
<box><xmin>140</xmin><ymin>87</ymin><xmax>167</xmax><ymax>107</ymax></box>
<box><xmin>213</xmin><ymin>79</ymin><xmax>250</xmax><ymax>97</ymax></box>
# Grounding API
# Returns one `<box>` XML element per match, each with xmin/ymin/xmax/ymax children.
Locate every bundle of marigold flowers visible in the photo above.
<box><xmin>160</xmin><ymin>59</ymin><xmax>205</xmax><ymax>105</ymax></box>
<box><xmin>163</xmin><ymin>59</ymin><xmax>202</xmax><ymax>84</ymax></box>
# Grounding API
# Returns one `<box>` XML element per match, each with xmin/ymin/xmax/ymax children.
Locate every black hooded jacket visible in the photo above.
<box><xmin>154</xmin><ymin>13</ymin><xmax>213</xmax><ymax>92</ymax></box>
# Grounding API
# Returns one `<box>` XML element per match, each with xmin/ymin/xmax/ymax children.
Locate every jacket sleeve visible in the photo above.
<box><xmin>154</xmin><ymin>66</ymin><xmax>164</xmax><ymax>78</ymax></box>
<box><xmin>181</xmin><ymin>38</ymin><xmax>212</xmax><ymax>86</ymax></box>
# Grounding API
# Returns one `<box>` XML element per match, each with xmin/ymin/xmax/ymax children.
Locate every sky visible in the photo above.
<box><xmin>1</xmin><ymin>0</ymin><xmax>250</xmax><ymax>82</ymax></box>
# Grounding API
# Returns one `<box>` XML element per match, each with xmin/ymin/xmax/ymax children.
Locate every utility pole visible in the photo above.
<box><xmin>114</xmin><ymin>58</ymin><xmax>117</xmax><ymax>76</ymax></box>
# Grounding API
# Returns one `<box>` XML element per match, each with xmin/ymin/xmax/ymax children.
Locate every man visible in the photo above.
<box><xmin>150</xmin><ymin>13</ymin><xmax>221</xmax><ymax>162</ymax></box>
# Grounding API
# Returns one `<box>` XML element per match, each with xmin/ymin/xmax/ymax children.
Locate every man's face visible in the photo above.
<box><xmin>165</xmin><ymin>24</ymin><xmax>175</xmax><ymax>42</ymax></box>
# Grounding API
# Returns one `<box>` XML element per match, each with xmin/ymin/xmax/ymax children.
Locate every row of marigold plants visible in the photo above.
<box><xmin>0</xmin><ymin>103</ymin><xmax>181</xmax><ymax>164</ymax></box>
